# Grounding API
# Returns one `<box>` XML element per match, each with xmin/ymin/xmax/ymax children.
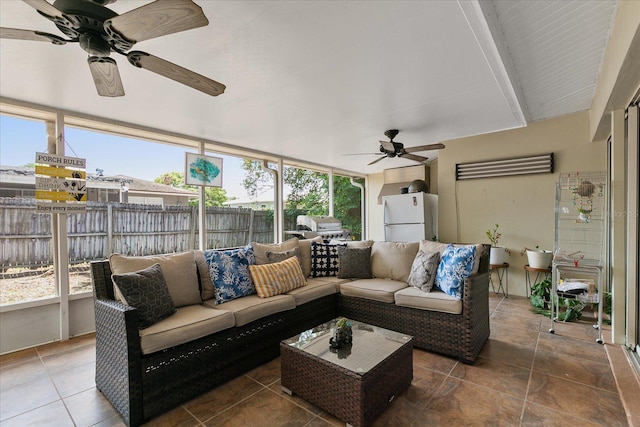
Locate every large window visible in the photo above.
<box><xmin>334</xmin><ymin>174</ymin><xmax>364</xmax><ymax>241</ymax></box>
<box><xmin>283</xmin><ymin>165</ymin><xmax>329</xmax><ymax>232</ymax></box>
<box><xmin>0</xmin><ymin>115</ymin><xmax>57</xmax><ymax>304</ymax></box>
<box><xmin>1</xmin><ymin>117</ymin><xmax>278</xmax><ymax>303</ymax></box>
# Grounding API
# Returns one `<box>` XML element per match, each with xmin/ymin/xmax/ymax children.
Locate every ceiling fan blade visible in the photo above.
<box><xmin>380</xmin><ymin>140</ymin><xmax>395</xmax><ymax>152</ymax></box>
<box><xmin>344</xmin><ymin>153</ymin><xmax>382</xmax><ymax>156</ymax></box>
<box><xmin>23</xmin><ymin>0</ymin><xmax>64</xmax><ymax>20</ymax></box>
<box><xmin>127</xmin><ymin>51</ymin><xmax>225</xmax><ymax>96</ymax></box>
<box><xmin>368</xmin><ymin>156</ymin><xmax>387</xmax><ymax>166</ymax></box>
<box><xmin>105</xmin><ymin>0</ymin><xmax>208</xmax><ymax>43</ymax></box>
<box><xmin>0</xmin><ymin>27</ymin><xmax>67</xmax><ymax>44</ymax></box>
<box><xmin>403</xmin><ymin>143</ymin><xmax>446</xmax><ymax>153</ymax></box>
<box><xmin>399</xmin><ymin>153</ymin><xmax>429</xmax><ymax>163</ymax></box>
<box><xmin>88</xmin><ymin>56</ymin><xmax>125</xmax><ymax>97</ymax></box>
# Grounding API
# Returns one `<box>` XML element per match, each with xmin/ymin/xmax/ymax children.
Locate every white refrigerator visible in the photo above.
<box><xmin>383</xmin><ymin>193</ymin><xmax>438</xmax><ymax>242</ymax></box>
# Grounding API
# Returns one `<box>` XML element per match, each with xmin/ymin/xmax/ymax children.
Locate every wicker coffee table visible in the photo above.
<box><xmin>280</xmin><ymin>318</ymin><xmax>413</xmax><ymax>427</ymax></box>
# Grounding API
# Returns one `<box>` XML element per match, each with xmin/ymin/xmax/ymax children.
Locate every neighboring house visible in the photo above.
<box><xmin>223</xmin><ymin>197</ymin><xmax>274</xmax><ymax>210</ymax></box>
<box><xmin>0</xmin><ymin>166</ymin><xmax>196</xmax><ymax>206</ymax></box>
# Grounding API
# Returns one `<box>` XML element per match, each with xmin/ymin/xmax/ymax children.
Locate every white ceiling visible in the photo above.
<box><xmin>0</xmin><ymin>0</ymin><xmax>618</xmax><ymax>175</ymax></box>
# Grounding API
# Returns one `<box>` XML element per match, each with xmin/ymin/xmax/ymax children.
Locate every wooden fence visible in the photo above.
<box><xmin>0</xmin><ymin>198</ymin><xmax>275</xmax><ymax>268</ymax></box>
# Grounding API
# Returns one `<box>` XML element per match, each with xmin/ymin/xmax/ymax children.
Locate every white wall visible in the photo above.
<box><xmin>0</xmin><ymin>296</ymin><xmax>94</xmax><ymax>354</ymax></box>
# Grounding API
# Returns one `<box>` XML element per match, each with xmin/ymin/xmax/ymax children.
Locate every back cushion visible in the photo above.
<box><xmin>297</xmin><ymin>236</ymin><xmax>324</xmax><ymax>277</ymax></box>
<box><xmin>371</xmin><ymin>241</ymin><xmax>419</xmax><ymax>282</ymax></box>
<box><xmin>110</xmin><ymin>251</ymin><xmax>201</xmax><ymax>307</ymax></box>
<box><xmin>194</xmin><ymin>250</ymin><xmax>215</xmax><ymax>301</ymax></box>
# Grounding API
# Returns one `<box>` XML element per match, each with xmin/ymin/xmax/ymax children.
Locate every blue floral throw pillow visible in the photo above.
<box><xmin>203</xmin><ymin>246</ymin><xmax>256</xmax><ymax>304</ymax></box>
<box><xmin>435</xmin><ymin>244</ymin><xmax>476</xmax><ymax>300</ymax></box>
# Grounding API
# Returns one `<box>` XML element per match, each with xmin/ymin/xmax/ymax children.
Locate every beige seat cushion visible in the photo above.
<box><xmin>297</xmin><ymin>236</ymin><xmax>324</xmax><ymax>277</ymax></box>
<box><xmin>252</xmin><ymin>238</ymin><xmax>299</xmax><ymax>265</ymax></box>
<box><xmin>286</xmin><ymin>278</ymin><xmax>338</xmax><ymax>305</ymax></box>
<box><xmin>419</xmin><ymin>241</ymin><xmax>483</xmax><ymax>275</ymax></box>
<box><xmin>305</xmin><ymin>276</ymin><xmax>352</xmax><ymax>292</ymax></box>
<box><xmin>394</xmin><ymin>287</ymin><xmax>462</xmax><ymax>314</ymax></box>
<box><xmin>203</xmin><ymin>294</ymin><xmax>296</xmax><ymax>327</ymax></box>
<box><xmin>339</xmin><ymin>278</ymin><xmax>408</xmax><ymax>303</ymax></box>
<box><xmin>194</xmin><ymin>250</ymin><xmax>215</xmax><ymax>301</ymax></box>
<box><xmin>371</xmin><ymin>241</ymin><xmax>419</xmax><ymax>282</ymax></box>
<box><xmin>139</xmin><ymin>304</ymin><xmax>235</xmax><ymax>354</ymax></box>
<box><xmin>110</xmin><ymin>251</ymin><xmax>201</xmax><ymax>307</ymax></box>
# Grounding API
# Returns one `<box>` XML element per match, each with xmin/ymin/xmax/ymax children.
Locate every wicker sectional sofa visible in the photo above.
<box><xmin>91</xmin><ymin>239</ymin><xmax>490</xmax><ymax>426</ymax></box>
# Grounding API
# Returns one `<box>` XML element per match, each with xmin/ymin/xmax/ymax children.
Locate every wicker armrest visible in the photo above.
<box><xmin>460</xmin><ymin>270</ymin><xmax>490</xmax><ymax>363</ymax></box>
<box><xmin>94</xmin><ymin>298</ymin><xmax>144</xmax><ymax>426</ymax></box>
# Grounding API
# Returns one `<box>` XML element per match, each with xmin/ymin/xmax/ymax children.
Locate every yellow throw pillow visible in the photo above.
<box><xmin>249</xmin><ymin>256</ymin><xmax>306</xmax><ymax>298</ymax></box>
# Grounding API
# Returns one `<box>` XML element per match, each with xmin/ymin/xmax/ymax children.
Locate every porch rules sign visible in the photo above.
<box><xmin>34</xmin><ymin>152</ymin><xmax>87</xmax><ymax>213</ymax></box>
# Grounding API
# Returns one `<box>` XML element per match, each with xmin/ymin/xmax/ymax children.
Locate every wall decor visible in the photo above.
<box><xmin>185</xmin><ymin>153</ymin><xmax>223</xmax><ymax>187</ymax></box>
<box><xmin>456</xmin><ymin>153</ymin><xmax>553</xmax><ymax>180</ymax></box>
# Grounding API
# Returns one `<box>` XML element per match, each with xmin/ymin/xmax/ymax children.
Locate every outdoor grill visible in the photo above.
<box><xmin>289</xmin><ymin>215</ymin><xmax>351</xmax><ymax>240</ymax></box>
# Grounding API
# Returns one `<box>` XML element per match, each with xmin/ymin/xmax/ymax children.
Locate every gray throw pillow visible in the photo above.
<box><xmin>266</xmin><ymin>247</ymin><xmax>301</xmax><ymax>266</ymax></box>
<box><xmin>112</xmin><ymin>263</ymin><xmax>176</xmax><ymax>329</ymax></box>
<box><xmin>408</xmin><ymin>250</ymin><xmax>440</xmax><ymax>292</ymax></box>
<box><xmin>337</xmin><ymin>246</ymin><xmax>372</xmax><ymax>279</ymax></box>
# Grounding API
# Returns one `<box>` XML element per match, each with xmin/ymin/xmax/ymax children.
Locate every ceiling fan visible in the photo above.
<box><xmin>365</xmin><ymin>130</ymin><xmax>445</xmax><ymax>166</ymax></box>
<box><xmin>0</xmin><ymin>0</ymin><xmax>226</xmax><ymax>97</ymax></box>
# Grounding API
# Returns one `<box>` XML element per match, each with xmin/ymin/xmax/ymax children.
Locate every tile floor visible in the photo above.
<box><xmin>0</xmin><ymin>294</ymin><xmax>635</xmax><ymax>426</ymax></box>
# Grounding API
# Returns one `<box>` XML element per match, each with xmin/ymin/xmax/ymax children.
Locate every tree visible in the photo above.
<box><xmin>155</xmin><ymin>172</ymin><xmax>228</xmax><ymax>207</ymax></box>
<box><xmin>241</xmin><ymin>159</ymin><xmax>273</xmax><ymax>199</ymax></box>
<box><xmin>240</xmin><ymin>161</ymin><xmax>363</xmax><ymax>239</ymax></box>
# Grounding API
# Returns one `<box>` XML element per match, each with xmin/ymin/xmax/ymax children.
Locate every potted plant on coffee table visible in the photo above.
<box><xmin>486</xmin><ymin>224</ymin><xmax>509</xmax><ymax>265</ymax></box>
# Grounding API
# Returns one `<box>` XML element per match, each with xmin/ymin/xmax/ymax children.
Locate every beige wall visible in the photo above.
<box><xmin>429</xmin><ymin>160</ymin><xmax>438</xmax><ymax>195</ymax></box>
<box><xmin>438</xmin><ymin>111</ymin><xmax>606</xmax><ymax>296</ymax></box>
<box><xmin>367</xmin><ymin>111</ymin><xmax>607</xmax><ymax>296</ymax></box>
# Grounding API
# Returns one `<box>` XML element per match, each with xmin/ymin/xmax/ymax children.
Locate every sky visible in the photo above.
<box><xmin>0</xmin><ymin>115</ymin><xmax>252</xmax><ymax>199</ymax></box>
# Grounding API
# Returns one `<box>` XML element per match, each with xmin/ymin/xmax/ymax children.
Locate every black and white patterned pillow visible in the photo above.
<box><xmin>311</xmin><ymin>242</ymin><xmax>345</xmax><ymax>277</ymax></box>
<box><xmin>111</xmin><ymin>263</ymin><xmax>176</xmax><ymax>329</ymax></box>
<box><xmin>337</xmin><ymin>246</ymin><xmax>372</xmax><ymax>279</ymax></box>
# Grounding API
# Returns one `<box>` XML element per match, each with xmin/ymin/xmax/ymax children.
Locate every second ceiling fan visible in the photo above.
<box><xmin>367</xmin><ymin>130</ymin><xmax>445</xmax><ymax>166</ymax></box>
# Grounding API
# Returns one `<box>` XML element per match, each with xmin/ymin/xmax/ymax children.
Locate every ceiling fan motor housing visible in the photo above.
<box><xmin>50</xmin><ymin>0</ymin><xmax>133</xmax><ymax>55</ymax></box>
<box><xmin>384</xmin><ymin>129</ymin><xmax>399</xmax><ymax>141</ymax></box>
<box><xmin>79</xmin><ymin>33</ymin><xmax>110</xmax><ymax>56</ymax></box>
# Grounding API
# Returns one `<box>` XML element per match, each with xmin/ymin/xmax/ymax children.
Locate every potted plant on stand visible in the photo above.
<box><xmin>486</xmin><ymin>224</ymin><xmax>509</xmax><ymax>265</ymax></box>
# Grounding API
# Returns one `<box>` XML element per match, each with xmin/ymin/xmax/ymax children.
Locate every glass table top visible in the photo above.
<box><xmin>282</xmin><ymin>318</ymin><xmax>412</xmax><ymax>375</ymax></box>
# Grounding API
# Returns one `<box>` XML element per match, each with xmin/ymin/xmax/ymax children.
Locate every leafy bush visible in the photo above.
<box><xmin>529</xmin><ymin>277</ymin><xmax>585</xmax><ymax>322</ymax></box>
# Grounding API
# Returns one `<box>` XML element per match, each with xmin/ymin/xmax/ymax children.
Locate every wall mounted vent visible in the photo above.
<box><xmin>456</xmin><ymin>153</ymin><xmax>553</xmax><ymax>180</ymax></box>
